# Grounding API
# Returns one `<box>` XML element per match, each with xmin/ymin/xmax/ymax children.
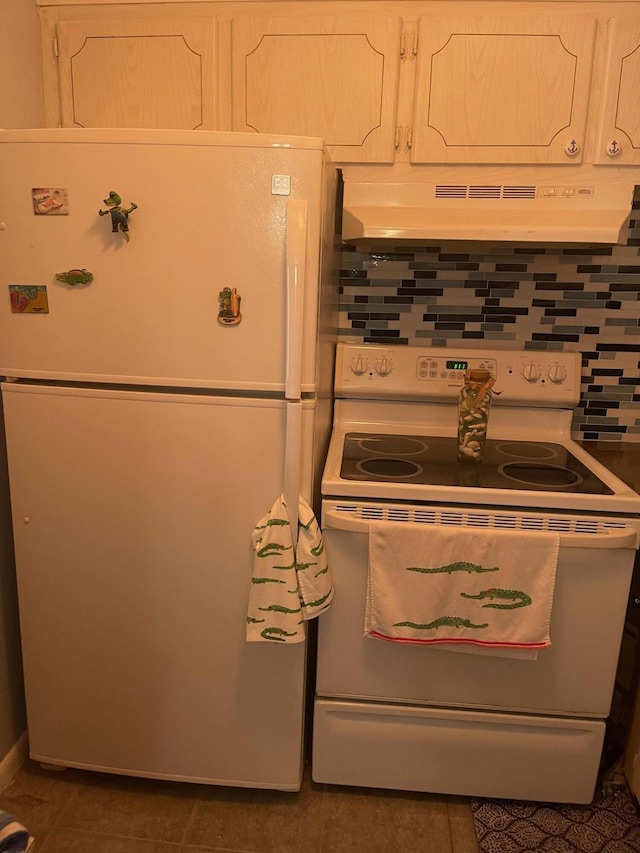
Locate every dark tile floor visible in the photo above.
<box><xmin>0</xmin><ymin>759</ymin><xmax>479</xmax><ymax>853</ymax></box>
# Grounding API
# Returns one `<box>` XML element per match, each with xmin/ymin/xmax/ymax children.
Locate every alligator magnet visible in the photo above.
<box><xmin>55</xmin><ymin>269</ymin><xmax>94</xmax><ymax>286</ymax></box>
<box><xmin>98</xmin><ymin>191</ymin><xmax>137</xmax><ymax>242</ymax></box>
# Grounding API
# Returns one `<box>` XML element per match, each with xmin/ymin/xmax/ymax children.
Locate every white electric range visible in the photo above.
<box><xmin>313</xmin><ymin>343</ymin><xmax>640</xmax><ymax>804</ymax></box>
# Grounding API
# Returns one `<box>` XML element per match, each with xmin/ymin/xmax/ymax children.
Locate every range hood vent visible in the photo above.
<box><xmin>342</xmin><ymin>181</ymin><xmax>635</xmax><ymax>244</ymax></box>
<box><xmin>435</xmin><ymin>185</ymin><xmax>537</xmax><ymax>200</ymax></box>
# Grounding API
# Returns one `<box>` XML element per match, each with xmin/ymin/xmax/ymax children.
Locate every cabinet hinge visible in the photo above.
<box><xmin>53</xmin><ymin>37</ymin><xmax>59</xmax><ymax>59</ymax></box>
<box><xmin>401</xmin><ymin>32</ymin><xmax>417</xmax><ymax>60</ymax></box>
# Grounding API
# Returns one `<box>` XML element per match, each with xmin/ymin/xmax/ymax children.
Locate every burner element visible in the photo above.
<box><xmin>495</xmin><ymin>441</ymin><xmax>557</xmax><ymax>461</ymax></box>
<box><xmin>498</xmin><ymin>462</ymin><xmax>584</xmax><ymax>489</ymax></box>
<box><xmin>356</xmin><ymin>457</ymin><xmax>423</xmax><ymax>480</ymax></box>
<box><xmin>358</xmin><ymin>436</ymin><xmax>428</xmax><ymax>456</ymax></box>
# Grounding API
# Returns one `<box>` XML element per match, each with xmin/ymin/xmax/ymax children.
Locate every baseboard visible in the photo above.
<box><xmin>0</xmin><ymin>732</ymin><xmax>28</xmax><ymax>793</ymax></box>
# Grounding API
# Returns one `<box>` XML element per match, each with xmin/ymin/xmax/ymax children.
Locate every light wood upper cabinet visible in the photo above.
<box><xmin>597</xmin><ymin>19</ymin><xmax>640</xmax><ymax>165</ymax></box>
<box><xmin>230</xmin><ymin>17</ymin><xmax>402</xmax><ymax>162</ymax></box>
<box><xmin>410</xmin><ymin>16</ymin><xmax>597</xmax><ymax>164</ymax></box>
<box><xmin>39</xmin><ymin>3</ymin><xmax>640</xmax><ymax>170</ymax></box>
<box><xmin>57</xmin><ymin>18</ymin><xmax>217</xmax><ymax>129</ymax></box>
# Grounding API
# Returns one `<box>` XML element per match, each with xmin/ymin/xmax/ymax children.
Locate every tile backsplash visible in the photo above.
<box><xmin>339</xmin><ymin>192</ymin><xmax>640</xmax><ymax>443</ymax></box>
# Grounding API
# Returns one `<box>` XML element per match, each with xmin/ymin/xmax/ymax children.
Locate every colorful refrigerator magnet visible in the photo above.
<box><xmin>9</xmin><ymin>286</ymin><xmax>49</xmax><ymax>313</ymax></box>
<box><xmin>218</xmin><ymin>287</ymin><xmax>242</xmax><ymax>326</ymax></box>
<box><xmin>32</xmin><ymin>188</ymin><xmax>69</xmax><ymax>215</ymax></box>
<box><xmin>55</xmin><ymin>269</ymin><xmax>94</xmax><ymax>286</ymax></box>
<box><xmin>98</xmin><ymin>191</ymin><xmax>137</xmax><ymax>242</ymax></box>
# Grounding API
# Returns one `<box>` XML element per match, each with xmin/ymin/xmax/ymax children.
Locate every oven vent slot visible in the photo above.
<box><xmin>386</xmin><ymin>508</ymin><xmax>412</xmax><ymax>523</ymax></box>
<box><xmin>359</xmin><ymin>506</ymin><xmax>387</xmax><ymax>520</ymax></box>
<box><xmin>495</xmin><ymin>515</ymin><xmax>523</xmax><ymax>529</ymax></box>
<box><xmin>331</xmin><ymin>504</ymin><xmax>628</xmax><ymax>536</ymax></box>
<box><xmin>519</xmin><ymin>517</ymin><xmax>548</xmax><ymax>530</ymax></box>
<box><xmin>547</xmin><ymin>519</ymin><xmax>575</xmax><ymax>532</ymax></box>
<box><xmin>439</xmin><ymin>512</ymin><xmax>466</xmax><ymax>526</ymax></box>
<box><xmin>465</xmin><ymin>514</ymin><xmax>491</xmax><ymax>527</ymax></box>
<box><xmin>413</xmin><ymin>510</ymin><xmax>439</xmax><ymax>524</ymax></box>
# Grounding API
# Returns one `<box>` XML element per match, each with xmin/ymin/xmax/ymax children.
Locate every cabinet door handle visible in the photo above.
<box><xmin>564</xmin><ymin>139</ymin><xmax>580</xmax><ymax>157</ymax></box>
<box><xmin>606</xmin><ymin>140</ymin><xmax>622</xmax><ymax>157</ymax></box>
<box><xmin>405</xmin><ymin>127</ymin><xmax>413</xmax><ymax>151</ymax></box>
<box><xmin>400</xmin><ymin>34</ymin><xmax>407</xmax><ymax>60</ymax></box>
<box><xmin>285</xmin><ymin>198</ymin><xmax>307</xmax><ymax>402</ymax></box>
<box><xmin>395</xmin><ymin>127</ymin><xmax>402</xmax><ymax>150</ymax></box>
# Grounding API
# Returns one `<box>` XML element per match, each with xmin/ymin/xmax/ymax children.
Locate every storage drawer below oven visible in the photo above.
<box><xmin>312</xmin><ymin>698</ymin><xmax>604</xmax><ymax>804</ymax></box>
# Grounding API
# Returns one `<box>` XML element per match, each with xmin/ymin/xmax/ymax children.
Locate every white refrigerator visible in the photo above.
<box><xmin>0</xmin><ymin>128</ymin><xmax>336</xmax><ymax>790</ymax></box>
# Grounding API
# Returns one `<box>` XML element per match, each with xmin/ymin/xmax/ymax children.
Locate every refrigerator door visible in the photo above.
<box><xmin>2</xmin><ymin>381</ymin><xmax>314</xmax><ymax>789</ymax></box>
<box><xmin>0</xmin><ymin>129</ymin><xmax>325</xmax><ymax>392</ymax></box>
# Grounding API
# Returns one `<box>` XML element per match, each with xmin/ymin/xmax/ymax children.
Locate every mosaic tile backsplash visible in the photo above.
<box><xmin>339</xmin><ymin>193</ymin><xmax>640</xmax><ymax>443</ymax></box>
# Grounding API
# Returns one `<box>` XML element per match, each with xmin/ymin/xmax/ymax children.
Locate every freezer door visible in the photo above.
<box><xmin>3</xmin><ymin>381</ymin><xmax>314</xmax><ymax>789</ymax></box>
<box><xmin>0</xmin><ymin>129</ymin><xmax>325</xmax><ymax>392</ymax></box>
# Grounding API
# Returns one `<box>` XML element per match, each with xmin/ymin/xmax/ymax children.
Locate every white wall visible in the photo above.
<box><xmin>0</xmin><ymin>0</ymin><xmax>41</xmax><ymax>765</ymax></box>
<box><xmin>0</xmin><ymin>1</ymin><xmax>43</xmax><ymax>128</ymax></box>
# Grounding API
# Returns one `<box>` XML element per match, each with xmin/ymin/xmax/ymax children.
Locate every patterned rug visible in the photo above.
<box><xmin>471</xmin><ymin>787</ymin><xmax>640</xmax><ymax>853</ymax></box>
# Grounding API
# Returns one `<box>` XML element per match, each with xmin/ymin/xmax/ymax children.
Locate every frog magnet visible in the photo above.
<box><xmin>98</xmin><ymin>191</ymin><xmax>137</xmax><ymax>242</ymax></box>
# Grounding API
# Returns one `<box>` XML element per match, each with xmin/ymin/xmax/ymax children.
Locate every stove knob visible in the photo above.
<box><xmin>351</xmin><ymin>355</ymin><xmax>368</xmax><ymax>376</ymax></box>
<box><xmin>547</xmin><ymin>363</ymin><xmax>567</xmax><ymax>384</ymax></box>
<box><xmin>522</xmin><ymin>361</ymin><xmax>541</xmax><ymax>382</ymax></box>
<box><xmin>375</xmin><ymin>357</ymin><xmax>392</xmax><ymax>376</ymax></box>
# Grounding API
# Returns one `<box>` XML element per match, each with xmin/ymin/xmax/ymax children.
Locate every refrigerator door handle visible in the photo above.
<box><xmin>284</xmin><ymin>400</ymin><xmax>302</xmax><ymax>548</ymax></box>
<box><xmin>285</xmin><ymin>199</ymin><xmax>308</xmax><ymax>402</ymax></box>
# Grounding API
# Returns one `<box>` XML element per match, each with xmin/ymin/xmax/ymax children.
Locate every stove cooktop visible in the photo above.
<box><xmin>339</xmin><ymin>433</ymin><xmax>615</xmax><ymax>495</ymax></box>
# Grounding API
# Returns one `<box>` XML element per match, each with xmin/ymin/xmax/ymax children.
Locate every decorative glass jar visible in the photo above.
<box><xmin>457</xmin><ymin>369</ymin><xmax>495</xmax><ymax>463</ymax></box>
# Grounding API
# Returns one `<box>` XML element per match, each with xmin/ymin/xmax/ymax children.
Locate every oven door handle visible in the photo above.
<box><xmin>322</xmin><ymin>509</ymin><xmax>639</xmax><ymax>549</ymax></box>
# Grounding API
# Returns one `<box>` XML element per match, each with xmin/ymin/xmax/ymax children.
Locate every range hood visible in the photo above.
<box><xmin>342</xmin><ymin>179</ymin><xmax>636</xmax><ymax>244</ymax></box>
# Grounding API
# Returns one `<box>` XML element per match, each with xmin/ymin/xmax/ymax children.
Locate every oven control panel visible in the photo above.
<box><xmin>336</xmin><ymin>344</ymin><xmax>581</xmax><ymax>407</ymax></box>
<box><xmin>416</xmin><ymin>354</ymin><xmax>498</xmax><ymax>383</ymax></box>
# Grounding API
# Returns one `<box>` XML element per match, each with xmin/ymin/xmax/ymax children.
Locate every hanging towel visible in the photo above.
<box><xmin>0</xmin><ymin>810</ymin><xmax>32</xmax><ymax>852</ymax></box>
<box><xmin>366</xmin><ymin>522</ymin><xmax>559</xmax><ymax>653</ymax></box>
<box><xmin>247</xmin><ymin>495</ymin><xmax>333</xmax><ymax>643</ymax></box>
<box><xmin>432</xmin><ymin>640</ymin><xmax>540</xmax><ymax>660</ymax></box>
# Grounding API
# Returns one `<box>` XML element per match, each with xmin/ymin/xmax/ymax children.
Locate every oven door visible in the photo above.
<box><xmin>317</xmin><ymin>500</ymin><xmax>639</xmax><ymax>717</ymax></box>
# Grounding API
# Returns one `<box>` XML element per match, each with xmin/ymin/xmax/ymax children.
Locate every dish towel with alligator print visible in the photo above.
<box><xmin>247</xmin><ymin>495</ymin><xmax>333</xmax><ymax>643</ymax></box>
<box><xmin>366</xmin><ymin>521</ymin><xmax>559</xmax><ymax>654</ymax></box>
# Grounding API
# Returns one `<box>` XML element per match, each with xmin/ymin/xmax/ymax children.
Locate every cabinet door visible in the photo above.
<box><xmin>231</xmin><ymin>17</ymin><xmax>402</xmax><ymax>163</ymax></box>
<box><xmin>57</xmin><ymin>18</ymin><xmax>217</xmax><ymax>130</ymax></box>
<box><xmin>411</xmin><ymin>16</ymin><xmax>596</xmax><ymax>164</ymax></box>
<box><xmin>597</xmin><ymin>19</ymin><xmax>640</xmax><ymax>165</ymax></box>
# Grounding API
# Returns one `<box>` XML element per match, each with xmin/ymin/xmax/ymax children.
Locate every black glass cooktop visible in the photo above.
<box><xmin>340</xmin><ymin>433</ymin><xmax>615</xmax><ymax>495</ymax></box>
